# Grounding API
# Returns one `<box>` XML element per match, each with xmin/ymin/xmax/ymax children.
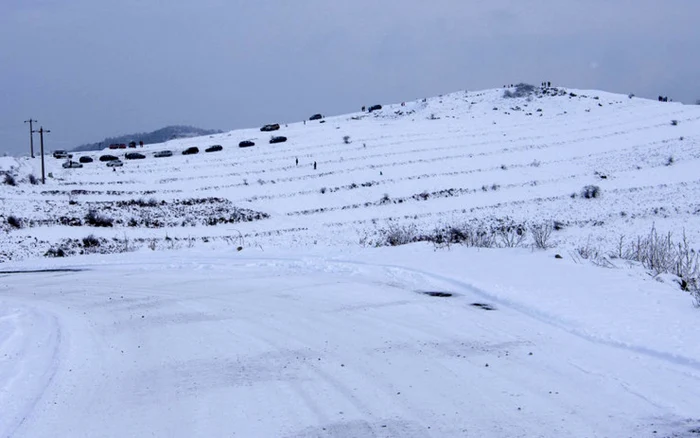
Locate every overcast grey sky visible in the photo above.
<box><xmin>1</xmin><ymin>0</ymin><xmax>698</xmax><ymax>156</ymax></box>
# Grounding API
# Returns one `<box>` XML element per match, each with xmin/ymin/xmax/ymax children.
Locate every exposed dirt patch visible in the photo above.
<box><xmin>471</xmin><ymin>302</ymin><xmax>497</xmax><ymax>310</ymax></box>
<box><xmin>0</xmin><ymin>268</ymin><xmax>87</xmax><ymax>274</ymax></box>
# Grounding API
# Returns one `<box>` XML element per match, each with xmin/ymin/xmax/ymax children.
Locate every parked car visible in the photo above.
<box><xmin>99</xmin><ymin>154</ymin><xmax>119</xmax><ymax>162</ymax></box>
<box><xmin>53</xmin><ymin>150</ymin><xmax>71</xmax><ymax>159</ymax></box>
<box><xmin>269</xmin><ymin>136</ymin><xmax>287</xmax><ymax>144</ymax></box>
<box><xmin>309</xmin><ymin>113</ymin><xmax>323</xmax><ymax>121</ymax></box>
<box><xmin>205</xmin><ymin>145</ymin><xmax>223</xmax><ymax>152</ymax></box>
<box><xmin>79</xmin><ymin>156</ymin><xmax>93</xmax><ymax>163</ymax></box>
<box><xmin>260</xmin><ymin>123</ymin><xmax>280</xmax><ymax>132</ymax></box>
<box><xmin>62</xmin><ymin>160</ymin><xmax>83</xmax><ymax>169</ymax></box>
<box><xmin>106</xmin><ymin>159</ymin><xmax>124</xmax><ymax>167</ymax></box>
<box><xmin>368</xmin><ymin>104</ymin><xmax>382</xmax><ymax>112</ymax></box>
<box><xmin>108</xmin><ymin>144</ymin><xmax>120</xmax><ymax>150</ymax></box>
<box><xmin>182</xmin><ymin>147</ymin><xmax>199</xmax><ymax>155</ymax></box>
<box><xmin>128</xmin><ymin>141</ymin><xmax>137</xmax><ymax>148</ymax></box>
<box><xmin>153</xmin><ymin>150</ymin><xmax>173</xmax><ymax>158</ymax></box>
<box><xmin>125</xmin><ymin>152</ymin><xmax>146</xmax><ymax>160</ymax></box>
<box><xmin>239</xmin><ymin>140</ymin><xmax>255</xmax><ymax>148</ymax></box>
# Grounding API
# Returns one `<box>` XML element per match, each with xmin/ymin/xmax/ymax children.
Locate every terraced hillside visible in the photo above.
<box><xmin>1</xmin><ymin>85</ymin><xmax>699</xmax><ymax>260</ymax></box>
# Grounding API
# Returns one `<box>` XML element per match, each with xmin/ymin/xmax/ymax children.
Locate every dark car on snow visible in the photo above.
<box><xmin>309</xmin><ymin>113</ymin><xmax>323</xmax><ymax>121</ymax></box>
<box><xmin>269</xmin><ymin>136</ymin><xmax>287</xmax><ymax>144</ymax></box>
<box><xmin>99</xmin><ymin>154</ymin><xmax>120</xmax><ymax>162</ymax></box>
<box><xmin>182</xmin><ymin>147</ymin><xmax>199</xmax><ymax>155</ymax></box>
<box><xmin>79</xmin><ymin>156</ymin><xmax>93</xmax><ymax>163</ymax></box>
<box><xmin>260</xmin><ymin>124</ymin><xmax>280</xmax><ymax>132</ymax></box>
<box><xmin>205</xmin><ymin>145</ymin><xmax>223</xmax><ymax>152</ymax></box>
<box><xmin>239</xmin><ymin>140</ymin><xmax>255</xmax><ymax>148</ymax></box>
<box><xmin>125</xmin><ymin>152</ymin><xmax>146</xmax><ymax>160</ymax></box>
<box><xmin>368</xmin><ymin>104</ymin><xmax>382</xmax><ymax>112</ymax></box>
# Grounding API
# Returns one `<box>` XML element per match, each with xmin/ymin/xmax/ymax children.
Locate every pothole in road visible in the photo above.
<box><xmin>470</xmin><ymin>302</ymin><xmax>497</xmax><ymax>310</ymax></box>
<box><xmin>421</xmin><ymin>291</ymin><xmax>453</xmax><ymax>298</ymax></box>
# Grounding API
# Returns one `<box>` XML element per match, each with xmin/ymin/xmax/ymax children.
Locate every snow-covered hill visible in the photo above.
<box><xmin>1</xmin><ymin>85</ymin><xmax>699</xmax><ymax>260</ymax></box>
<box><xmin>1</xmin><ymin>84</ymin><xmax>700</xmax><ymax>437</ymax></box>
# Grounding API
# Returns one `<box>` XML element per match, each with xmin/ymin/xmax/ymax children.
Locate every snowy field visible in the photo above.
<box><xmin>1</xmin><ymin>85</ymin><xmax>700</xmax><ymax>437</ymax></box>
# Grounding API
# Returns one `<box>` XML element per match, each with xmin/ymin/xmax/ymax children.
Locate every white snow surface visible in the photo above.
<box><xmin>1</xmin><ymin>86</ymin><xmax>700</xmax><ymax>437</ymax></box>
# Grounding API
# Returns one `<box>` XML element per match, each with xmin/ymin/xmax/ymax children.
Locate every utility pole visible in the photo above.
<box><xmin>33</xmin><ymin>127</ymin><xmax>50</xmax><ymax>184</ymax></box>
<box><xmin>24</xmin><ymin>118</ymin><xmax>37</xmax><ymax>158</ymax></box>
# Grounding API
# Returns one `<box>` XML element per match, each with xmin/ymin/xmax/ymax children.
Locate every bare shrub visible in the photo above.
<box><xmin>572</xmin><ymin>239</ymin><xmax>612</xmax><ymax>267</ymax></box>
<box><xmin>671</xmin><ymin>120</ymin><xmax>679</xmax><ymax>126</ymax></box>
<box><xmin>625</xmin><ymin>225</ymin><xmax>675</xmax><ymax>275</ymax></box>
<box><xmin>343</xmin><ymin>135</ymin><xmax>351</xmax><ymax>144</ymax></box>
<box><xmin>319</xmin><ymin>187</ymin><xmax>327</xmax><ymax>194</ymax></box>
<box><xmin>665</xmin><ymin>156</ymin><xmax>674</xmax><ymax>166</ymax></box>
<box><xmin>617</xmin><ymin>227</ymin><xmax>699</xmax><ymax>304</ymax></box>
<box><xmin>45</xmin><ymin>247</ymin><xmax>66</xmax><ymax>258</ymax></box>
<box><xmin>82</xmin><ymin>234</ymin><xmax>101</xmax><ymax>248</ymax></box>
<box><xmin>7</xmin><ymin>215</ymin><xmax>22</xmax><ymax>229</ymax></box>
<box><xmin>581</xmin><ymin>185</ymin><xmax>601</xmax><ymax>199</ymax></box>
<box><xmin>530</xmin><ymin>160</ymin><xmax>541</xmax><ymax>167</ymax></box>
<box><xmin>380</xmin><ymin>222</ymin><xmax>419</xmax><ymax>247</ymax></box>
<box><xmin>379</xmin><ymin>193</ymin><xmax>391</xmax><ymax>204</ymax></box>
<box><xmin>442</xmin><ymin>223</ymin><xmax>496</xmax><ymax>248</ymax></box>
<box><xmin>85</xmin><ymin>210</ymin><xmax>114</xmax><ymax>227</ymax></box>
<box><xmin>3</xmin><ymin>173</ymin><xmax>17</xmax><ymax>186</ymax></box>
<box><xmin>530</xmin><ymin>222</ymin><xmax>554</xmax><ymax>249</ymax></box>
<box><xmin>28</xmin><ymin>174</ymin><xmax>38</xmax><ymax>185</ymax></box>
<box><xmin>496</xmin><ymin>222</ymin><xmax>527</xmax><ymax>248</ymax></box>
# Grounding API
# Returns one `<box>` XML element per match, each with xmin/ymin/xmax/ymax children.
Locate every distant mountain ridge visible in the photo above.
<box><xmin>71</xmin><ymin>125</ymin><xmax>223</xmax><ymax>152</ymax></box>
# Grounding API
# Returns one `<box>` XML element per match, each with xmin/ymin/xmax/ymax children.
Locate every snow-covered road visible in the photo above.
<box><xmin>1</xmin><ymin>246</ymin><xmax>699</xmax><ymax>437</ymax></box>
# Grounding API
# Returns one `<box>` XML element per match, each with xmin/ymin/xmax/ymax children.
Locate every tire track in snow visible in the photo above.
<box><xmin>233</xmin><ymin>256</ymin><xmax>700</xmax><ymax>373</ymax></box>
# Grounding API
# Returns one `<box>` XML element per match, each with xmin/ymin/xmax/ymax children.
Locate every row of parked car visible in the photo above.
<box><xmin>59</xmin><ymin>119</ymin><xmax>298</xmax><ymax>171</ymax></box>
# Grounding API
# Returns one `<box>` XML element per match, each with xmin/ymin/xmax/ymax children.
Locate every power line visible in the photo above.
<box><xmin>24</xmin><ymin>118</ymin><xmax>37</xmax><ymax>158</ymax></box>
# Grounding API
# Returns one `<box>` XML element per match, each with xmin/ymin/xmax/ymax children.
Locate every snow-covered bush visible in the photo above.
<box><xmin>382</xmin><ymin>223</ymin><xmax>419</xmax><ymax>247</ymax></box>
<box><xmin>503</xmin><ymin>83</ymin><xmax>536</xmax><ymax>99</ymax></box>
<box><xmin>530</xmin><ymin>222</ymin><xmax>554</xmax><ymax>249</ymax></box>
<box><xmin>136</xmin><ymin>198</ymin><xmax>158</xmax><ymax>207</ymax></box>
<box><xmin>7</xmin><ymin>215</ymin><xmax>22</xmax><ymax>229</ymax></box>
<box><xmin>45</xmin><ymin>247</ymin><xmax>66</xmax><ymax>257</ymax></box>
<box><xmin>581</xmin><ymin>185</ymin><xmax>601</xmax><ymax>199</ymax></box>
<box><xmin>82</xmin><ymin>234</ymin><xmax>100</xmax><ymax>248</ymax></box>
<box><xmin>3</xmin><ymin>173</ymin><xmax>16</xmax><ymax>186</ymax></box>
<box><xmin>28</xmin><ymin>174</ymin><xmax>38</xmax><ymax>185</ymax></box>
<box><xmin>496</xmin><ymin>222</ymin><xmax>527</xmax><ymax>248</ymax></box>
<box><xmin>85</xmin><ymin>210</ymin><xmax>114</xmax><ymax>227</ymax></box>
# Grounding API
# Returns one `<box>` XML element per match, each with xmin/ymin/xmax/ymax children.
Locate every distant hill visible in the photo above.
<box><xmin>71</xmin><ymin>125</ymin><xmax>223</xmax><ymax>152</ymax></box>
